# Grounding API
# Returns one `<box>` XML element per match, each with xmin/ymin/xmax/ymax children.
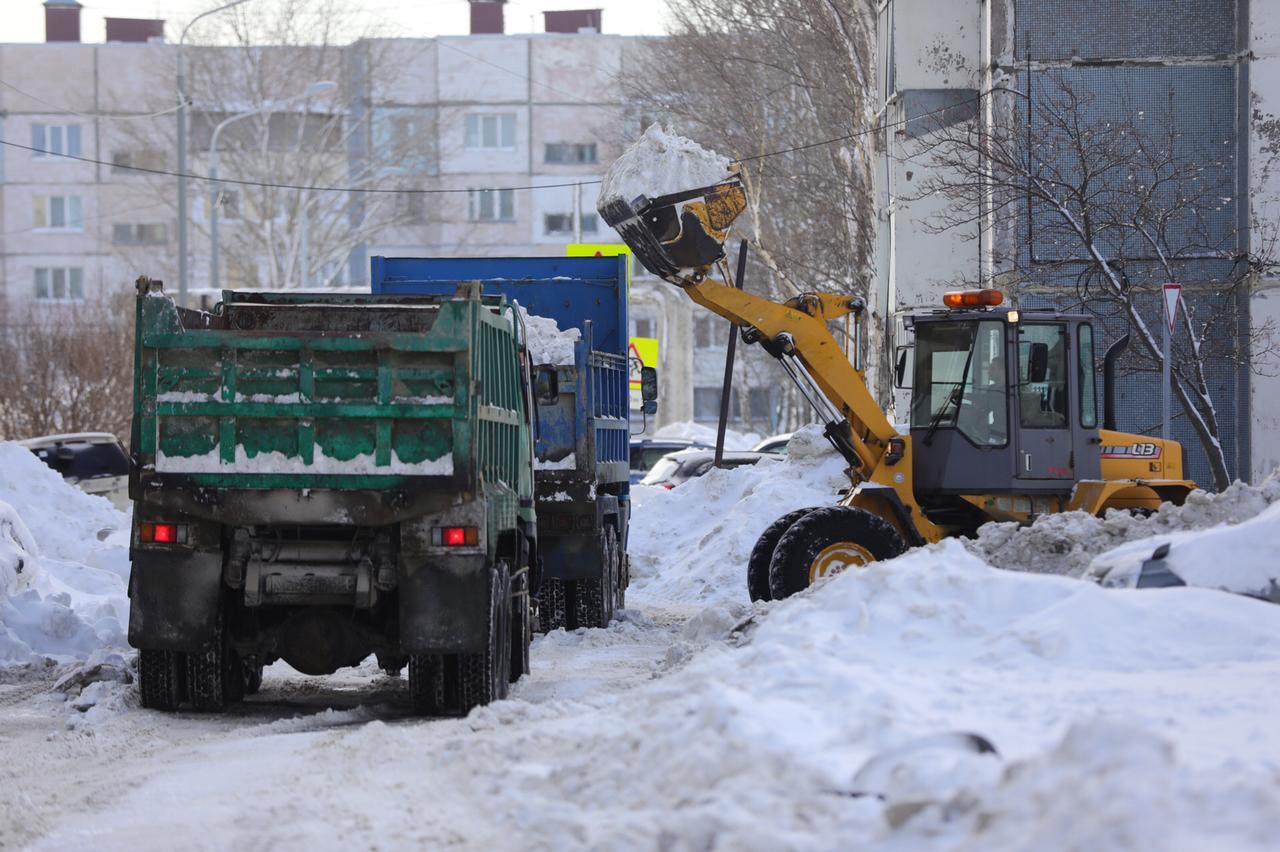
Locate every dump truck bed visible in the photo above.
<box><xmin>131</xmin><ymin>284</ymin><xmax>530</xmax><ymax>509</ymax></box>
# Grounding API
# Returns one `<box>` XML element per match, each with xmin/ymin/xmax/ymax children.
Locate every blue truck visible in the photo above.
<box><xmin>371</xmin><ymin>255</ymin><xmax>639</xmax><ymax>631</ymax></box>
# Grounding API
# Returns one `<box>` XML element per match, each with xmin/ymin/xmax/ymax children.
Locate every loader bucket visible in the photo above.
<box><xmin>598</xmin><ymin>178</ymin><xmax>747</xmax><ymax>281</ymax></box>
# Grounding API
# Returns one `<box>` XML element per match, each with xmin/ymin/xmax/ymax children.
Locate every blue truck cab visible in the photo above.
<box><xmin>371</xmin><ymin>256</ymin><xmax>631</xmax><ymax>630</ymax></box>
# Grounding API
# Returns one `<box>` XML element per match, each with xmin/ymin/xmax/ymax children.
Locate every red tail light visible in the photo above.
<box><xmin>661</xmin><ymin>483</ymin><xmax>675</xmax><ymax>490</ymax></box>
<box><xmin>140</xmin><ymin>522</ymin><xmax>188</xmax><ymax>544</ymax></box>
<box><xmin>433</xmin><ymin>526</ymin><xmax>479</xmax><ymax>547</ymax></box>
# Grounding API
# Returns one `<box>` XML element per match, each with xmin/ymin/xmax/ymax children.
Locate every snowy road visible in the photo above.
<box><xmin>0</xmin><ymin>595</ymin><xmax>702</xmax><ymax>850</ymax></box>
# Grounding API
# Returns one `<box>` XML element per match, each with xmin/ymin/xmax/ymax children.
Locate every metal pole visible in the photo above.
<box><xmin>715</xmin><ymin>240</ymin><xmax>749</xmax><ymax>467</ymax></box>
<box><xmin>209</xmin><ymin>153</ymin><xmax>219</xmax><ymax>292</ymax></box>
<box><xmin>1162</xmin><ymin>310</ymin><xmax>1171</xmax><ymax>441</ymax></box>
<box><xmin>300</xmin><ymin>189</ymin><xmax>310</xmax><ymax>288</ymax></box>
<box><xmin>573</xmin><ymin>181</ymin><xmax>583</xmax><ymax>244</ymax></box>
<box><xmin>177</xmin><ymin>52</ymin><xmax>188</xmax><ymax>306</ymax></box>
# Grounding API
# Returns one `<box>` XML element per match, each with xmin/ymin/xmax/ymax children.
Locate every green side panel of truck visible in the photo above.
<box><xmin>130</xmin><ymin>283</ymin><xmax>533</xmax><ymax>503</ymax></box>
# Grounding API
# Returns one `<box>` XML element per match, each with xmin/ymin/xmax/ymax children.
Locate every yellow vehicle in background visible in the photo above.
<box><xmin>599</xmin><ymin>176</ymin><xmax>1194</xmax><ymax>601</ymax></box>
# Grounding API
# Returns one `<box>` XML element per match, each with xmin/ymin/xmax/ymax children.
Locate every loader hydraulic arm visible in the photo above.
<box><xmin>680</xmin><ymin>275</ymin><xmax>900</xmax><ymax>476</ymax></box>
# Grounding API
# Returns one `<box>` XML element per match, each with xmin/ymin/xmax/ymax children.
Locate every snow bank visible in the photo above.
<box><xmin>0</xmin><ymin>442</ymin><xmax>131</xmax><ymax>666</ymax></box>
<box><xmin>965</xmin><ymin>470</ymin><xmax>1280</xmax><ymax>577</ymax></box>
<box><xmin>515</xmin><ymin>302</ymin><xmax>580</xmax><ymax>366</ymax></box>
<box><xmin>598</xmin><ymin>123</ymin><xmax>732</xmax><ymax>208</ymax></box>
<box><xmin>629</xmin><ymin>424</ymin><xmax>844</xmax><ymax>606</ymax></box>
<box><xmin>1088</xmin><ymin>499</ymin><xmax>1280</xmax><ymax>599</ymax></box>
<box><xmin>650</xmin><ymin>420</ymin><xmax>762</xmax><ymax>451</ymax></box>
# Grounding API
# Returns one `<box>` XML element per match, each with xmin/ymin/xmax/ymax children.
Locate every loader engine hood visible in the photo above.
<box><xmin>597</xmin><ymin>124</ymin><xmax>746</xmax><ymax>281</ymax></box>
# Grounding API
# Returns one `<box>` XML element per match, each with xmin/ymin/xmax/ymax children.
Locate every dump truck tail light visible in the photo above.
<box><xmin>434</xmin><ymin>526</ymin><xmax>479</xmax><ymax>547</ymax></box>
<box><xmin>140</xmin><ymin>522</ymin><xmax>188</xmax><ymax>544</ymax></box>
<box><xmin>943</xmin><ymin>289</ymin><xmax>1004</xmax><ymax>308</ymax></box>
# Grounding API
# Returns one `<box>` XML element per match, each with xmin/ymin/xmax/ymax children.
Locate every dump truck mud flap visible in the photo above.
<box><xmin>128</xmin><ymin>550</ymin><xmax>223</xmax><ymax>651</ymax></box>
<box><xmin>399</xmin><ymin>553</ymin><xmax>490</xmax><ymax>654</ymax></box>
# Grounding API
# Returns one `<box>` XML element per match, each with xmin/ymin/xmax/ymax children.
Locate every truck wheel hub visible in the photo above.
<box><xmin>809</xmin><ymin>542</ymin><xmax>875</xmax><ymax>584</ymax></box>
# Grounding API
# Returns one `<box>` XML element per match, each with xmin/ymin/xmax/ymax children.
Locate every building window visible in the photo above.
<box><xmin>468</xmin><ymin>188</ymin><xmax>515</xmax><ymax>222</ymax></box>
<box><xmin>748</xmin><ymin>387</ymin><xmax>773</xmax><ymax>420</ymax></box>
<box><xmin>395</xmin><ymin>191</ymin><xmax>426</xmax><ymax>223</ymax></box>
<box><xmin>543</xmin><ymin>212</ymin><xmax>599</xmax><ymax>235</ymax></box>
<box><xmin>632</xmin><ymin>317</ymin><xmax>655</xmax><ymax>339</ymax></box>
<box><xmin>544</xmin><ymin>142</ymin><xmax>597</xmax><ymax>164</ymax></box>
<box><xmin>112</xmin><ymin>149</ymin><xmax>165</xmax><ymax>173</ymax></box>
<box><xmin>34</xmin><ymin>267</ymin><xmax>85</xmax><ymax>302</ymax></box>
<box><xmin>33</xmin><ymin>195</ymin><xmax>83</xmax><ymax>230</ymax></box>
<box><xmin>113</xmin><ymin>223</ymin><xmax>168</xmax><ymax>245</ymax></box>
<box><xmin>464</xmin><ymin>113</ymin><xmax>516</xmax><ymax>149</ymax></box>
<box><xmin>694</xmin><ymin>315</ymin><xmax>724</xmax><ymax>349</ymax></box>
<box><xmin>694</xmin><ymin>387</ymin><xmax>738</xmax><ymax>421</ymax></box>
<box><xmin>31</xmin><ymin>123</ymin><xmax>82</xmax><ymax>158</ymax></box>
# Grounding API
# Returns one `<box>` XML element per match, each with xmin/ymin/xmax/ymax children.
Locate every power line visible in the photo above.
<box><xmin>0</xmin><ymin>88</ymin><xmax>993</xmax><ymax>196</ymax></box>
<box><xmin>0</xmin><ymin>139</ymin><xmax>600</xmax><ymax>194</ymax></box>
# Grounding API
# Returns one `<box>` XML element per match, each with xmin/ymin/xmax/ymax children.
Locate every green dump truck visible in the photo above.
<box><xmin>127</xmin><ymin>277</ymin><xmax>540</xmax><ymax>716</ymax></box>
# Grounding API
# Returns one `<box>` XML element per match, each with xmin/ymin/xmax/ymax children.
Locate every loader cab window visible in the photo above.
<box><xmin>911</xmin><ymin>320</ymin><xmax>1007</xmax><ymax>447</ymax></box>
<box><xmin>1018</xmin><ymin>323</ymin><xmax>1068</xmax><ymax>429</ymax></box>
<box><xmin>1078</xmin><ymin>323</ymin><xmax>1097</xmax><ymax>428</ymax></box>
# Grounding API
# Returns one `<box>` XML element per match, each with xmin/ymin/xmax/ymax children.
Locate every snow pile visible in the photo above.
<box><xmin>515</xmin><ymin>302</ymin><xmax>580</xmax><ymax>366</ymax></box>
<box><xmin>1088</xmin><ymin>500</ymin><xmax>1280</xmax><ymax>599</ymax></box>
<box><xmin>965</xmin><ymin>470</ymin><xmax>1280</xmax><ymax>577</ymax></box>
<box><xmin>629</xmin><ymin>424</ymin><xmax>844</xmax><ymax>606</ymax></box>
<box><xmin>0</xmin><ymin>442</ymin><xmax>131</xmax><ymax>665</ymax></box>
<box><xmin>650</xmin><ymin>419</ymin><xmax>762</xmax><ymax>451</ymax></box>
<box><xmin>598</xmin><ymin>123</ymin><xmax>732</xmax><ymax>208</ymax></box>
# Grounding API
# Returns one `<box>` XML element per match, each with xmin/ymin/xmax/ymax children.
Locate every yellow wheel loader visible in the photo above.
<box><xmin>599</xmin><ymin>176</ymin><xmax>1196</xmax><ymax>601</ymax></box>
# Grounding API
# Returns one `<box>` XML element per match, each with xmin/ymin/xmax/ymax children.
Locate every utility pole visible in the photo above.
<box><xmin>1161</xmin><ymin>283</ymin><xmax>1182</xmax><ymax>441</ymax></box>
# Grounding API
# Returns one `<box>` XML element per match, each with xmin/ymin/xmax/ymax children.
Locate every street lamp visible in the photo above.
<box><xmin>208</xmin><ymin>81</ymin><xmax>337</xmax><ymax>292</ymax></box>
<box><xmin>177</xmin><ymin>0</ymin><xmax>253</xmax><ymax>308</ymax></box>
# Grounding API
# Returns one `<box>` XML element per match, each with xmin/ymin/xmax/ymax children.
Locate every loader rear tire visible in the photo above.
<box><xmin>748</xmin><ymin>508</ymin><xmax>820</xmax><ymax>602</ymax></box>
<box><xmin>138</xmin><ymin>649</ymin><xmax>185</xmax><ymax>712</ymax></box>
<box><xmin>768</xmin><ymin>507</ymin><xmax>906</xmax><ymax>600</ymax></box>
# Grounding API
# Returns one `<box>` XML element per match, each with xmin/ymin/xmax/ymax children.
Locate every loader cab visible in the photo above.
<box><xmin>906</xmin><ymin>293</ymin><xmax>1101</xmax><ymax>499</ymax></box>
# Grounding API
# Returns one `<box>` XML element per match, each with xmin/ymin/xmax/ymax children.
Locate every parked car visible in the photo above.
<box><xmin>752</xmin><ymin>432</ymin><xmax>795</xmax><ymax>455</ymax></box>
<box><xmin>19</xmin><ymin>432</ymin><xmax>130</xmax><ymax>511</ymax></box>
<box><xmin>639</xmin><ymin>448</ymin><xmax>769</xmax><ymax>489</ymax></box>
<box><xmin>629</xmin><ymin>437</ymin><xmax>711</xmax><ymax>484</ymax></box>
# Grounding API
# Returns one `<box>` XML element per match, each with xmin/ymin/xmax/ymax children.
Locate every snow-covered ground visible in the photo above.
<box><xmin>2</xmin><ymin>432</ymin><xmax>1279</xmax><ymax>850</ymax></box>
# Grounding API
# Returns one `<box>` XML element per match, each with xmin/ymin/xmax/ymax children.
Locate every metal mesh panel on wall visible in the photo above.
<box><xmin>1014</xmin><ymin>0</ymin><xmax>1237</xmax><ymax>60</ymax></box>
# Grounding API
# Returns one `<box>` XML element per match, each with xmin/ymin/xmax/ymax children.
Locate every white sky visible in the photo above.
<box><xmin>7</xmin><ymin>0</ymin><xmax>671</xmax><ymax>43</ymax></box>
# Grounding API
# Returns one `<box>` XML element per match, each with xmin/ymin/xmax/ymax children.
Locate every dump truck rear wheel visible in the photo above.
<box><xmin>244</xmin><ymin>657</ymin><xmax>264</xmax><ymax>695</ymax></box>
<box><xmin>188</xmin><ymin>606</ymin><xmax>239</xmax><ymax>712</ymax></box>
<box><xmin>539</xmin><ymin>578</ymin><xmax>568</xmax><ymax>633</ymax></box>
<box><xmin>769</xmin><ymin>507</ymin><xmax>906</xmax><ymax>600</ymax></box>
<box><xmin>456</xmin><ymin>562</ymin><xmax>512</xmax><ymax>712</ymax></box>
<box><xmin>138</xmin><ymin>649</ymin><xmax>185</xmax><ymax>711</ymax></box>
<box><xmin>510</xmin><ymin>542</ymin><xmax>532</xmax><ymax>682</ymax></box>
<box><xmin>748</xmin><ymin>508</ymin><xmax>820</xmax><ymax>602</ymax></box>
<box><xmin>570</xmin><ymin>525</ymin><xmax>619</xmax><ymax>629</ymax></box>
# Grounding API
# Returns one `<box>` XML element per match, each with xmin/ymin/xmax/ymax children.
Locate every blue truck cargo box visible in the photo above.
<box><xmin>371</xmin><ymin>255</ymin><xmax>632</xmax><ymax>630</ymax></box>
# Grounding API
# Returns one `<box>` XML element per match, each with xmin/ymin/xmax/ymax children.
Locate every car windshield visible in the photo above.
<box><xmin>640</xmin><ymin>456</ymin><xmax>682</xmax><ymax>485</ymax></box>
<box><xmin>33</xmin><ymin>441</ymin><xmax>129</xmax><ymax>481</ymax></box>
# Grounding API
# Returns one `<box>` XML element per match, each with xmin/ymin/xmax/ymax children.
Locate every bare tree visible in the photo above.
<box><xmin>621</xmin><ymin>0</ymin><xmax>878</xmax><ymax>430</ymax></box>
<box><xmin>0</xmin><ymin>296</ymin><xmax>135</xmax><ymax>441</ymax></box>
<box><xmin>112</xmin><ymin>0</ymin><xmax>425</xmax><ymax>291</ymax></box>
<box><xmin>915</xmin><ymin>73</ymin><xmax>1277</xmax><ymax>489</ymax></box>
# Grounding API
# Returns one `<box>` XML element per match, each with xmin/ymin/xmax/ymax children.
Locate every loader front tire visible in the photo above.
<box><xmin>768</xmin><ymin>507</ymin><xmax>906</xmax><ymax>600</ymax></box>
<box><xmin>748</xmin><ymin>508</ymin><xmax>819</xmax><ymax>602</ymax></box>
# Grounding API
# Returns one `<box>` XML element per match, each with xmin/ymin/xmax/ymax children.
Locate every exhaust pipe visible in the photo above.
<box><xmin>1102</xmin><ymin>332</ymin><xmax>1129</xmax><ymax>430</ymax></box>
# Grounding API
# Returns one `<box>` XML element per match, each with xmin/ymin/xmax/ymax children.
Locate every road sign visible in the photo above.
<box><xmin>1162</xmin><ymin>283</ymin><xmax>1182</xmax><ymax>332</ymax></box>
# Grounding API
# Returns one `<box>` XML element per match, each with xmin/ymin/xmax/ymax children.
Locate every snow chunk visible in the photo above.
<box><xmin>157</xmin><ymin>444</ymin><xmax>453</xmax><ymax>476</ymax></box>
<box><xmin>598</xmin><ymin>123</ymin><xmax>732</xmax><ymax>208</ymax></box>
<box><xmin>514</xmin><ymin>302</ymin><xmax>580</xmax><ymax>366</ymax></box>
<box><xmin>965</xmin><ymin>469</ymin><xmax>1280</xmax><ymax>577</ymax></box>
